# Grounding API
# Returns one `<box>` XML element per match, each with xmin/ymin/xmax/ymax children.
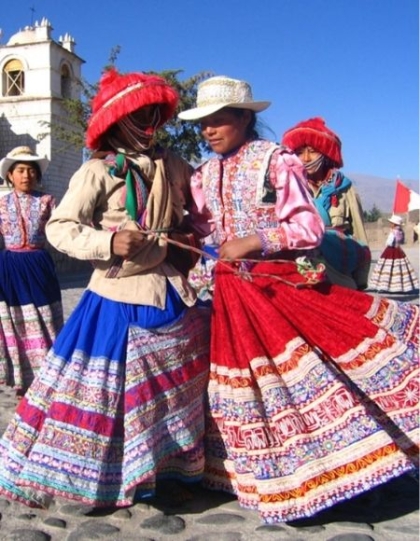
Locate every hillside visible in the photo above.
<box><xmin>348</xmin><ymin>173</ymin><xmax>419</xmax><ymax>213</ymax></box>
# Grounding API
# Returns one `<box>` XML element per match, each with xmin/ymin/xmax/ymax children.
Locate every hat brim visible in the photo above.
<box><xmin>0</xmin><ymin>155</ymin><xmax>49</xmax><ymax>180</ymax></box>
<box><xmin>387</xmin><ymin>217</ymin><xmax>402</xmax><ymax>226</ymax></box>
<box><xmin>178</xmin><ymin>100</ymin><xmax>271</xmax><ymax>121</ymax></box>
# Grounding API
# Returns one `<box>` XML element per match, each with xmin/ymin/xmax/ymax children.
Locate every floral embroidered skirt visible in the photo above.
<box><xmin>369</xmin><ymin>246</ymin><xmax>419</xmax><ymax>293</ymax></box>
<box><xmin>0</xmin><ymin>249</ymin><xmax>63</xmax><ymax>391</ymax></box>
<box><xmin>0</xmin><ymin>291</ymin><xmax>210</xmax><ymax>508</ymax></box>
<box><xmin>204</xmin><ymin>261</ymin><xmax>419</xmax><ymax>523</ymax></box>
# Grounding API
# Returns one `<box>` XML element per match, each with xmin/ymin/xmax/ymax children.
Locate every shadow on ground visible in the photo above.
<box><xmin>80</xmin><ymin>482</ymin><xmax>236</xmax><ymax>519</ymax></box>
<box><xmin>82</xmin><ymin>474</ymin><xmax>418</xmax><ymax>526</ymax></box>
<box><xmin>287</xmin><ymin>473</ymin><xmax>419</xmax><ymax>527</ymax></box>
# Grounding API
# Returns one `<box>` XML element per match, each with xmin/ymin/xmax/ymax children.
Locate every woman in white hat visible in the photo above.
<box><xmin>369</xmin><ymin>214</ymin><xmax>419</xmax><ymax>292</ymax></box>
<box><xmin>179</xmin><ymin>75</ymin><xmax>324</xmax><ymax>298</ymax></box>
<box><xmin>0</xmin><ymin>146</ymin><xmax>63</xmax><ymax>396</ymax></box>
<box><xmin>179</xmin><ymin>76</ymin><xmax>419</xmax><ymax>524</ymax></box>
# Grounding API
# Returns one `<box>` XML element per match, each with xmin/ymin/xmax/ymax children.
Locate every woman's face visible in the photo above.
<box><xmin>106</xmin><ymin>105</ymin><xmax>163</xmax><ymax>153</ymax></box>
<box><xmin>295</xmin><ymin>146</ymin><xmax>324</xmax><ymax>175</ymax></box>
<box><xmin>7</xmin><ymin>162</ymin><xmax>39</xmax><ymax>193</ymax></box>
<box><xmin>200</xmin><ymin>108</ymin><xmax>251</xmax><ymax>155</ymax></box>
<box><xmin>128</xmin><ymin>106</ymin><xmax>161</xmax><ymax>134</ymax></box>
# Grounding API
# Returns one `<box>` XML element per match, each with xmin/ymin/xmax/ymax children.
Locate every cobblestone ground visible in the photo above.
<box><xmin>0</xmin><ymin>247</ymin><xmax>417</xmax><ymax>540</ymax></box>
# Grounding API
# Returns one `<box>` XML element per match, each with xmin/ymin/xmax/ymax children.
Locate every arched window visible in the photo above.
<box><xmin>61</xmin><ymin>64</ymin><xmax>71</xmax><ymax>98</ymax></box>
<box><xmin>3</xmin><ymin>59</ymin><xmax>25</xmax><ymax>96</ymax></box>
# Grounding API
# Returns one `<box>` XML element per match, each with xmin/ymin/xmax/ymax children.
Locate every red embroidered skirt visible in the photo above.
<box><xmin>204</xmin><ymin>261</ymin><xmax>419</xmax><ymax>523</ymax></box>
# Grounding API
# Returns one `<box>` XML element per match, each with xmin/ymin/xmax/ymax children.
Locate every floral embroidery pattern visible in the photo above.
<box><xmin>0</xmin><ymin>191</ymin><xmax>54</xmax><ymax>249</ymax></box>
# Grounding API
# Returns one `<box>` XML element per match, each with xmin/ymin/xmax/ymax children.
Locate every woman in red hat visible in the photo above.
<box><xmin>0</xmin><ymin>69</ymin><xmax>210</xmax><ymax>508</ymax></box>
<box><xmin>282</xmin><ymin>117</ymin><xmax>371</xmax><ymax>290</ymax></box>
<box><xmin>179</xmin><ymin>76</ymin><xmax>419</xmax><ymax>524</ymax></box>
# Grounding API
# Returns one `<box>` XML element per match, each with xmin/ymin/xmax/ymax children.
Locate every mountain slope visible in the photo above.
<box><xmin>347</xmin><ymin>173</ymin><xmax>419</xmax><ymax>213</ymax></box>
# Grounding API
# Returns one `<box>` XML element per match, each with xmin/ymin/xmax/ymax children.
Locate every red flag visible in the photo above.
<box><xmin>393</xmin><ymin>180</ymin><xmax>420</xmax><ymax>213</ymax></box>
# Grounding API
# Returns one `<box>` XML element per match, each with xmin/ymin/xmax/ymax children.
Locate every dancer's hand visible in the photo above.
<box><xmin>111</xmin><ymin>230</ymin><xmax>146</xmax><ymax>258</ymax></box>
<box><xmin>219</xmin><ymin>235</ymin><xmax>261</xmax><ymax>260</ymax></box>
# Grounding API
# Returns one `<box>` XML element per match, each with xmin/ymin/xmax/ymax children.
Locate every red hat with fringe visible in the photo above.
<box><xmin>86</xmin><ymin>68</ymin><xmax>179</xmax><ymax>150</ymax></box>
<box><xmin>282</xmin><ymin>117</ymin><xmax>343</xmax><ymax>167</ymax></box>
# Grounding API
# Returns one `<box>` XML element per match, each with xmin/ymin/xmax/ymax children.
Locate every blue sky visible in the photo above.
<box><xmin>2</xmin><ymin>0</ymin><xmax>419</xmax><ymax>183</ymax></box>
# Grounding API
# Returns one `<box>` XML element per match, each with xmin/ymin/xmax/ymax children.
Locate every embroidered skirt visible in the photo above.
<box><xmin>369</xmin><ymin>246</ymin><xmax>419</xmax><ymax>293</ymax></box>
<box><xmin>0</xmin><ymin>290</ymin><xmax>210</xmax><ymax>507</ymax></box>
<box><xmin>0</xmin><ymin>249</ymin><xmax>63</xmax><ymax>391</ymax></box>
<box><xmin>204</xmin><ymin>261</ymin><xmax>419</xmax><ymax>523</ymax></box>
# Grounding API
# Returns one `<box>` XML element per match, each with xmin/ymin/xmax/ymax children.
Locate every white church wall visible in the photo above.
<box><xmin>0</xmin><ymin>19</ymin><xmax>84</xmax><ymax>201</ymax></box>
<box><xmin>0</xmin><ymin>19</ymin><xmax>87</xmax><ymax>275</ymax></box>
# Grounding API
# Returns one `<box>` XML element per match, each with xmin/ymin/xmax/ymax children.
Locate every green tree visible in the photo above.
<box><xmin>40</xmin><ymin>52</ymin><xmax>211</xmax><ymax>163</ymax></box>
<box><xmin>363</xmin><ymin>204</ymin><xmax>382</xmax><ymax>222</ymax></box>
<box><xmin>150</xmin><ymin>69</ymin><xmax>211</xmax><ymax>162</ymax></box>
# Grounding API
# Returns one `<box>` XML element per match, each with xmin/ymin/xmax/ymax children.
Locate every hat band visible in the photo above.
<box><xmin>10</xmin><ymin>149</ymin><xmax>37</xmax><ymax>158</ymax></box>
<box><xmin>196</xmin><ymin>82</ymin><xmax>253</xmax><ymax>109</ymax></box>
<box><xmin>288</xmin><ymin>126</ymin><xmax>339</xmax><ymax>144</ymax></box>
<box><xmin>197</xmin><ymin>96</ymin><xmax>250</xmax><ymax>107</ymax></box>
<box><xmin>97</xmin><ymin>82</ymin><xmax>145</xmax><ymax>113</ymax></box>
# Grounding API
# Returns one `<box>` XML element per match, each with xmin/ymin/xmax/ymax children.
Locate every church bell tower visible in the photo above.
<box><xmin>0</xmin><ymin>17</ymin><xmax>84</xmax><ymax>200</ymax></box>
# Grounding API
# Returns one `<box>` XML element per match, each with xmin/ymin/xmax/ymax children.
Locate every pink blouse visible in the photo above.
<box><xmin>189</xmin><ymin>140</ymin><xmax>324</xmax><ymax>254</ymax></box>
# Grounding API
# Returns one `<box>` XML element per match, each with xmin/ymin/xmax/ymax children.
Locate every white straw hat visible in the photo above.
<box><xmin>0</xmin><ymin>146</ymin><xmax>49</xmax><ymax>180</ymax></box>
<box><xmin>178</xmin><ymin>76</ymin><xmax>271</xmax><ymax>121</ymax></box>
<box><xmin>388</xmin><ymin>215</ymin><xmax>403</xmax><ymax>226</ymax></box>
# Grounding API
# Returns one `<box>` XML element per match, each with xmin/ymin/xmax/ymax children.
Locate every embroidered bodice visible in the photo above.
<box><xmin>0</xmin><ymin>190</ymin><xmax>55</xmax><ymax>250</ymax></box>
<box><xmin>386</xmin><ymin>229</ymin><xmax>403</xmax><ymax>247</ymax></box>
<box><xmin>190</xmin><ymin>140</ymin><xmax>323</xmax><ymax>253</ymax></box>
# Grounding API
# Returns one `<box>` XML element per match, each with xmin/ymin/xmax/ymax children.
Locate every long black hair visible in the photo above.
<box><xmin>227</xmin><ymin>107</ymin><xmax>276</xmax><ymax>142</ymax></box>
<box><xmin>227</xmin><ymin>108</ymin><xmax>259</xmax><ymax>140</ymax></box>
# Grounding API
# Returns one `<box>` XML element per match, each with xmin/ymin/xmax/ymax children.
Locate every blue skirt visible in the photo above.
<box><xmin>0</xmin><ymin>289</ymin><xmax>210</xmax><ymax>507</ymax></box>
<box><xmin>0</xmin><ymin>250</ymin><xmax>63</xmax><ymax>390</ymax></box>
<box><xmin>0</xmin><ymin>249</ymin><xmax>61</xmax><ymax>306</ymax></box>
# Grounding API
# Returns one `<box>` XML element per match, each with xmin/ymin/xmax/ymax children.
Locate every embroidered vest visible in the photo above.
<box><xmin>200</xmin><ymin>140</ymin><xmax>279</xmax><ymax>243</ymax></box>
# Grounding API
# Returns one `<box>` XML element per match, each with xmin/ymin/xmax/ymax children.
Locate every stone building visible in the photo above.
<box><xmin>0</xmin><ymin>19</ymin><xmax>91</xmax><ymax>275</ymax></box>
<box><xmin>0</xmin><ymin>18</ymin><xmax>84</xmax><ymax>201</ymax></box>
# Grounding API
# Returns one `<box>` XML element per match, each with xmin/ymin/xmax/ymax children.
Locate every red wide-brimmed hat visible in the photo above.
<box><xmin>282</xmin><ymin>117</ymin><xmax>343</xmax><ymax>168</ymax></box>
<box><xmin>86</xmin><ymin>68</ymin><xmax>179</xmax><ymax>150</ymax></box>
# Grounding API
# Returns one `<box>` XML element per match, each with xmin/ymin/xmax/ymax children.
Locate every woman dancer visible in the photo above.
<box><xmin>282</xmin><ymin>117</ymin><xmax>371</xmax><ymax>290</ymax></box>
<box><xmin>0</xmin><ymin>69</ymin><xmax>210</xmax><ymax>508</ymax></box>
<box><xmin>179</xmin><ymin>75</ymin><xmax>419</xmax><ymax>524</ymax></box>
<box><xmin>0</xmin><ymin>146</ymin><xmax>63</xmax><ymax>395</ymax></box>
<box><xmin>369</xmin><ymin>214</ymin><xmax>419</xmax><ymax>293</ymax></box>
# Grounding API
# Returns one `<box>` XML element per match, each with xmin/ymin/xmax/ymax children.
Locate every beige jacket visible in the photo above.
<box><xmin>46</xmin><ymin>151</ymin><xmax>197</xmax><ymax>307</ymax></box>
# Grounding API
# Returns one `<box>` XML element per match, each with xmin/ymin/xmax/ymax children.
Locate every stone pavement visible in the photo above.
<box><xmin>0</xmin><ymin>247</ymin><xmax>418</xmax><ymax>540</ymax></box>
